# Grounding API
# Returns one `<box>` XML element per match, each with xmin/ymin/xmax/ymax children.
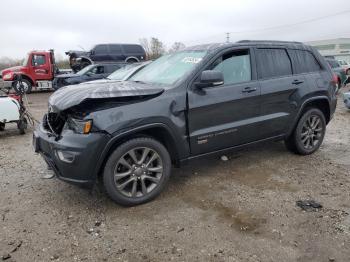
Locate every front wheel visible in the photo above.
<box><xmin>285</xmin><ymin>108</ymin><xmax>326</xmax><ymax>155</ymax></box>
<box><xmin>103</xmin><ymin>137</ymin><xmax>171</xmax><ymax>206</ymax></box>
<box><xmin>12</xmin><ymin>79</ymin><xmax>32</xmax><ymax>94</ymax></box>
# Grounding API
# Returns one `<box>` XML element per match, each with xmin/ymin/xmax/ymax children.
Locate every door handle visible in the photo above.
<box><xmin>292</xmin><ymin>79</ymin><xmax>304</xmax><ymax>85</ymax></box>
<box><xmin>242</xmin><ymin>87</ymin><xmax>257</xmax><ymax>93</ymax></box>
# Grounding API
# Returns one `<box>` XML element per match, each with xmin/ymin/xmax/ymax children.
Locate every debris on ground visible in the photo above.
<box><xmin>1</xmin><ymin>253</ymin><xmax>11</xmax><ymax>260</ymax></box>
<box><xmin>221</xmin><ymin>155</ymin><xmax>228</xmax><ymax>161</ymax></box>
<box><xmin>10</xmin><ymin>240</ymin><xmax>22</xmax><ymax>253</ymax></box>
<box><xmin>41</xmin><ymin>172</ymin><xmax>55</xmax><ymax>179</ymax></box>
<box><xmin>296</xmin><ymin>200</ymin><xmax>323</xmax><ymax>212</ymax></box>
<box><xmin>177</xmin><ymin>227</ymin><xmax>184</xmax><ymax>233</ymax></box>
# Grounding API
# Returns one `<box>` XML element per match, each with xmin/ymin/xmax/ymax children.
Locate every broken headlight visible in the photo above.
<box><xmin>64</xmin><ymin>117</ymin><xmax>93</xmax><ymax>134</ymax></box>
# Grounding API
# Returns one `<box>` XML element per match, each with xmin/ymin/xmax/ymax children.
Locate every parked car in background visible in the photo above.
<box><xmin>86</xmin><ymin>61</ymin><xmax>152</xmax><ymax>84</ymax></box>
<box><xmin>1</xmin><ymin>49</ymin><xmax>71</xmax><ymax>93</ymax></box>
<box><xmin>338</xmin><ymin>60</ymin><xmax>350</xmax><ymax>75</ymax></box>
<box><xmin>343</xmin><ymin>92</ymin><xmax>350</xmax><ymax>109</ymax></box>
<box><xmin>53</xmin><ymin>63</ymin><xmax>125</xmax><ymax>89</ymax></box>
<box><xmin>34</xmin><ymin>40</ymin><xmax>338</xmax><ymax>206</ymax></box>
<box><xmin>66</xmin><ymin>44</ymin><xmax>146</xmax><ymax>72</ymax></box>
<box><xmin>326</xmin><ymin>58</ymin><xmax>347</xmax><ymax>89</ymax></box>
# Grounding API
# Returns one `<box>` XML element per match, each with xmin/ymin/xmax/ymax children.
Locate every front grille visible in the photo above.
<box><xmin>43</xmin><ymin>113</ymin><xmax>65</xmax><ymax>135</ymax></box>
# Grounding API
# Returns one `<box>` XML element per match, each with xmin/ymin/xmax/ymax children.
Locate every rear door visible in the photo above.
<box><xmin>109</xmin><ymin>44</ymin><xmax>125</xmax><ymax>61</ymax></box>
<box><xmin>256</xmin><ymin>47</ymin><xmax>306</xmax><ymax>138</ymax></box>
<box><xmin>187</xmin><ymin>47</ymin><xmax>262</xmax><ymax>155</ymax></box>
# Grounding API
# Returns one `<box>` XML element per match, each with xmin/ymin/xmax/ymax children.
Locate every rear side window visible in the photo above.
<box><xmin>94</xmin><ymin>45</ymin><xmax>108</xmax><ymax>54</ymax></box>
<box><xmin>256</xmin><ymin>48</ymin><xmax>292</xmax><ymax>79</ymax></box>
<box><xmin>123</xmin><ymin>45</ymin><xmax>144</xmax><ymax>53</ymax></box>
<box><xmin>289</xmin><ymin>50</ymin><xmax>322</xmax><ymax>74</ymax></box>
<box><xmin>109</xmin><ymin>44</ymin><xmax>122</xmax><ymax>54</ymax></box>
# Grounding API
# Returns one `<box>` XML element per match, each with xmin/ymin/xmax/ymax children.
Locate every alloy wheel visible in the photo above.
<box><xmin>113</xmin><ymin>147</ymin><xmax>163</xmax><ymax>198</ymax></box>
<box><xmin>300</xmin><ymin>115</ymin><xmax>323</xmax><ymax>150</ymax></box>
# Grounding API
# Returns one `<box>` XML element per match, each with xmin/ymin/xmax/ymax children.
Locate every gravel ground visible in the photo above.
<box><xmin>1</xmin><ymin>89</ymin><xmax>350</xmax><ymax>262</ymax></box>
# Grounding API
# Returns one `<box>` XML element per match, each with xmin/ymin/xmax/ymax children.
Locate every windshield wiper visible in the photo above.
<box><xmin>131</xmin><ymin>80</ymin><xmax>147</xmax><ymax>84</ymax></box>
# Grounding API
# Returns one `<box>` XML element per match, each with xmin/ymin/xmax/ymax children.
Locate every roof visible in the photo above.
<box><xmin>185</xmin><ymin>40</ymin><xmax>310</xmax><ymax>52</ymax></box>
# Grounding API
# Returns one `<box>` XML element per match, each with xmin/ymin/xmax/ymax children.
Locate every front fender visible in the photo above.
<box><xmin>92</xmin><ymin>122</ymin><xmax>188</xmax><ymax>181</ymax></box>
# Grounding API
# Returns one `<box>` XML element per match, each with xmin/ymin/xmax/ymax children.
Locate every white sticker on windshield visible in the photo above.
<box><xmin>182</xmin><ymin>57</ymin><xmax>203</xmax><ymax>64</ymax></box>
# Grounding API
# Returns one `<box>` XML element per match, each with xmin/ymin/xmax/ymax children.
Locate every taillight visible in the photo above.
<box><xmin>331</xmin><ymin>74</ymin><xmax>339</xmax><ymax>90</ymax></box>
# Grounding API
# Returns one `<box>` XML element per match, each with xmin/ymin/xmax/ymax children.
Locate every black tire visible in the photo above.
<box><xmin>285</xmin><ymin>108</ymin><xmax>326</xmax><ymax>155</ymax></box>
<box><xmin>0</xmin><ymin>122</ymin><xmax>5</xmax><ymax>131</ymax></box>
<box><xmin>103</xmin><ymin>137</ymin><xmax>171</xmax><ymax>206</ymax></box>
<box><xmin>18</xmin><ymin>118</ymin><xmax>28</xmax><ymax>135</ymax></box>
<box><xmin>12</xmin><ymin>78</ymin><xmax>32</xmax><ymax>94</ymax></box>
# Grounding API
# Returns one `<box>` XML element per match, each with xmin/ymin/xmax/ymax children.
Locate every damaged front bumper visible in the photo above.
<box><xmin>33</xmin><ymin>123</ymin><xmax>109</xmax><ymax>188</ymax></box>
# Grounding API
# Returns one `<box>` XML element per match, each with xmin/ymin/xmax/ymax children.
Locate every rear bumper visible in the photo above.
<box><xmin>33</xmin><ymin>123</ymin><xmax>109</xmax><ymax>188</ymax></box>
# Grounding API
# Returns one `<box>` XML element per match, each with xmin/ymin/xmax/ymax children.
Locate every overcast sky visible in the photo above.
<box><xmin>1</xmin><ymin>0</ymin><xmax>349</xmax><ymax>59</ymax></box>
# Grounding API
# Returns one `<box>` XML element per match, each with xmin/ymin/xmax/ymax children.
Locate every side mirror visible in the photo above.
<box><xmin>196</xmin><ymin>70</ymin><xmax>224</xmax><ymax>88</ymax></box>
<box><xmin>90</xmin><ymin>50</ymin><xmax>95</xmax><ymax>55</ymax></box>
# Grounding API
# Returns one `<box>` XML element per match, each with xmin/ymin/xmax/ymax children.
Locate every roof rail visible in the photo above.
<box><xmin>237</xmin><ymin>40</ymin><xmax>303</xmax><ymax>44</ymax></box>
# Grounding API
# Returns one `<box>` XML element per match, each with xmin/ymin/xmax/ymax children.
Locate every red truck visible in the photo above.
<box><xmin>1</xmin><ymin>50</ymin><xmax>69</xmax><ymax>93</ymax></box>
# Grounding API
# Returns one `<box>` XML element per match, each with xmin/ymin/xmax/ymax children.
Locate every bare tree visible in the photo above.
<box><xmin>168</xmin><ymin>42</ymin><xmax>186</xmax><ymax>53</ymax></box>
<box><xmin>139</xmin><ymin>38</ymin><xmax>150</xmax><ymax>58</ymax></box>
<box><xmin>139</xmin><ymin>37</ymin><xmax>166</xmax><ymax>60</ymax></box>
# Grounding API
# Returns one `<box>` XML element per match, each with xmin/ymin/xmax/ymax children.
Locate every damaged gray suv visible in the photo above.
<box><xmin>33</xmin><ymin>41</ymin><xmax>337</xmax><ymax>206</ymax></box>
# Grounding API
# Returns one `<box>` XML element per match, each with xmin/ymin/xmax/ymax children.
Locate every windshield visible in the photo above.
<box><xmin>108</xmin><ymin>64</ymin><xmax>138</xmax><ymax>80</ymax></box>
<box><xmin>76</xmin><ymin>65</ymin><xmax>94</xmax><ymax>75</ymax></box>
<box><xmin>130</xmin><ymin>50</ymin><xmax>207</xmax><ymax>85</ymax></box>
<box><xmin>22</xmin><ymin>54</ymin><xmax>30</xmax><ymax>66</ymax></box>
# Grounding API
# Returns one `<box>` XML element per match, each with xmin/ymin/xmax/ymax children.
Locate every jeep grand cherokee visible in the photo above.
<box><xmin>33</xmin><ymin>40</ymin><xmax>337</xmax><ymax>206</ymax></box>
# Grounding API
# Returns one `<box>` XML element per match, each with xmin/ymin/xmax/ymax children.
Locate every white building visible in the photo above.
<box><xmin>307</xmin><ymin>38</ymin><xmax>350</xmax><ymax>63</ymax></box>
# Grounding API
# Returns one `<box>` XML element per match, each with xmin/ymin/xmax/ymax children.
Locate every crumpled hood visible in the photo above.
<box><xmin>49</xmin><ymin>81</ymin><xmax>164</xmax><ymax>112</ymax></box>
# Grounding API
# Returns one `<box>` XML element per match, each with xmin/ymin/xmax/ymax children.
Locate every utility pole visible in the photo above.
<box><xmin>226</xmin><ymin>32</ymin><xmax>230</xmax><ymax>43</ymax></box>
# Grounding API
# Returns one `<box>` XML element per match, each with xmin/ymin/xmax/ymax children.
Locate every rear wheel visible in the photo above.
<box><xmin>103</xmin><ymin>137</ymin><xmax>171</xmax><ymax>206</ymax></box>
<box><xmin>285</xmin><ymin>108</ymin><xmax>326</xmax><ymax>155</ymax></box>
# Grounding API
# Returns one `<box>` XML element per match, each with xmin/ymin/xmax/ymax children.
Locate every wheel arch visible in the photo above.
<box><xmin>94</xmin><ymin>123</ymin><xmax>182</xmax><ymax>180</ymax></box>
<box><xmin>16</xmin><ymin>73</ymin><xmax>34</xmax><ymax>86</ymax></box>
<box><xmin>287</xmin><ymin>96</ymin><xmax>331</xmax><ymax>137</ymax></box>
<box><xmin>125</xmin><ymin>56</ymin><xmax>139</xmax><ymax>63</ymax></box>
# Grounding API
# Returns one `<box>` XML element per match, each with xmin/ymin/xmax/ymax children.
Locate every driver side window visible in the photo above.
<box><xmin>209</xmin><ymin>50</ymin><xmax>251</xmax><ymax>85</ymax></box>
<box><xmin>32</xmin><ymin>55</ymin><xmax>46</xmax><ymax>66</ymax></box>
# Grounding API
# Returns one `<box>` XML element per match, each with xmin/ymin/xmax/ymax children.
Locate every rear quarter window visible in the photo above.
<box><xmin>289</xmin><ymin>50</ymin><xmax>322</xmax><ymax>74</ymax></box>
<box><xmin>256</xmin><ymin>48</ymin><xmax>292</xmax><ymax>79</ymax></box>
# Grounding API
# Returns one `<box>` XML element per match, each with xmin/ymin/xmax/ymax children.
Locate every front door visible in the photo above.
<box><xmin>31</xmin><ymin>54</ymin><xmax>51</xmax><ymax>81</ymax></box>
<box><xmin>187</xmin><ymin>48</ymin><xmax>262</xmax><ymax>155</ymax></box>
